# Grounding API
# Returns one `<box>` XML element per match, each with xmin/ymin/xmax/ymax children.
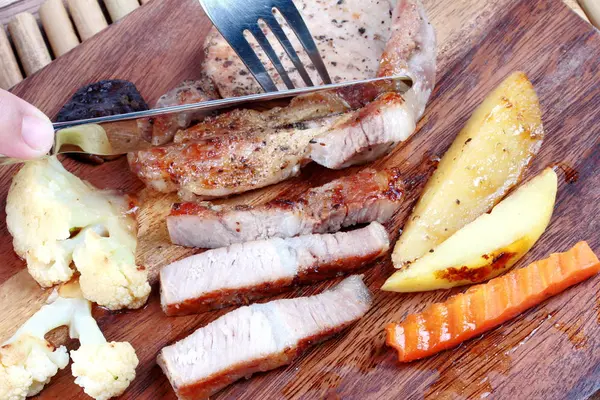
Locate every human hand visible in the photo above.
<box><xmin>0</xmin><ymin>89</ymin><xmax>54</xmax><ymax>159</ymax></box>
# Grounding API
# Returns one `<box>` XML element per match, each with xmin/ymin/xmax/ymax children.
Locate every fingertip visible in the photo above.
<box><xmin>20</xmin><ymin>115</ymin><xmax>54</xmax><ymax>158</ymax></box>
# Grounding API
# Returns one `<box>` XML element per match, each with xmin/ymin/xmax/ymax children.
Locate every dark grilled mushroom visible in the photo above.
<box><xmin>55</xmin><ymin>80</ymin><xmax>148</xmax><ymax>164</ymax></box>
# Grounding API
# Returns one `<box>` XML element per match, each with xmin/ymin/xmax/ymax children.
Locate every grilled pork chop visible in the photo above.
<box><xmin>145</xmin><ymin>74</ymin><xmax>394</xmax><ymax>149</ymax></box>
<box><xmin>129</xmin><ymin>0</ymin><xmax>435</xmax><ymax>198</ymax></box>
<box><xmin>129</xmin><ymin>116</ymin><xmax>335</xmax><ymax>198</ymax></box>
<box><xmin>202</xmin><ymin>0</ymin><xmax>397</xmax><ymax>97</ymax></box>
<box><xmin>171</xmin><ymin>82</ymin><xmax>399</xmax><ymax>144</ymax></box>
<box><xmin>158</xmin><ymin>275</ymin><xmax>372</xmax><ymax>400</ymax></box>
<box><xmin>161</xmin><ymin>222</ymin><xmax>388</xmax><ymax>316</ymax></box>
<box><xmin>168</xmin><ymin>168</ymin><xmax>403</xmax><ymax>248</ymax></box>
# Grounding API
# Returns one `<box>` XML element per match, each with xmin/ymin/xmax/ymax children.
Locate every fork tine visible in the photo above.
<box><xmin>249</xmin><ymin>25</ymin><xmax>295</xmax><ymax>90</ymax></box>
<box><xmin>199</xmin><ymin>0</ymin><xmax>278</xmax><ymax>92</ymax></box>
<box><xmin>262</xmin><ymin>14</ymin><xmax>314</xmax><ymax>87</ymax></box>
<box><xmin>274</xmin><ymin>2</ymin><xmax>332</xmax><ymax>85</ymax></box>
<box><xmin>224</xmin><ymin>33</ymin><xmax>279</xmax><ymax>92</ymax></box>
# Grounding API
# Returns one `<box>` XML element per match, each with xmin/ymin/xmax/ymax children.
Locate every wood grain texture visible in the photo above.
<box><xmin>2</xmin><ymin>0</ymin><xmax>600</xmax><ymax>399</ymax></box>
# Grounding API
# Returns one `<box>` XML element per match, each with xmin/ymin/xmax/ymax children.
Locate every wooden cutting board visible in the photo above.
<box><xmin>1</xmin><ymin>0</ymin><xmax>600</xmax><ymax>398</ymax></box>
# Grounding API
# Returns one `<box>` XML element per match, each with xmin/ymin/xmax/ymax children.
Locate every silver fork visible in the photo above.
<box><xmin>199</xmin><ymin>0</ymin><xmax>332</xmax><ymax>92</ymax></box>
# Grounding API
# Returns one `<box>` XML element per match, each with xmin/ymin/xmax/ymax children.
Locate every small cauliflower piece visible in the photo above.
<box><xmin>0</xmin><ymin>362</ymin><xmax>31</xmax><ymax>400</ymax></box>
<box><xmin>1</xmin><ymin>290</ymin><xmax>83</xmax><ymax>399</ymax></box>
<box><xmin>2</xmin><ymin>281</ymin><xmax>140</xmax><ymax>400</ymax></box>
<box><xmin>70</xmin><ymin>295</ymin><xmax>139</xmax><ymax>400</ymax></box>
<box><xmin>6</xmin><ymin>156</ymin><xmax>150</xmax><ymax>310</ymax></box>
<box><xmin>70</xmin><ymin>342</ymin><xmax>138</xmax><ymax>400</ymax></box>
<box><xmin>0</xmin><ymin>336</ymin><xmax>69</xmax><ymax>399</ymax></box>
<box><xmin>74</xmin><ymin>228</ymin><xmax>150</xmax><ymax>310</ymax></box>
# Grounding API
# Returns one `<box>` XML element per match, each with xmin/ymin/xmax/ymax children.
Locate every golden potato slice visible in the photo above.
<box><xmin>383</xmin><ymin>168</ymin><xmax>557</xmax><ymax>292</ymax></box>
<box><xmin>393</xmin><ymin>71</ymin><xmax>544</xmax><ymax>268</ymax></box>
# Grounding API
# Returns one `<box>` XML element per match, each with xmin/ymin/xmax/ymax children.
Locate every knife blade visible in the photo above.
<box><xmin>0</xmin><ymin>74</ymin><xmax>412</xmax><ymax>166</ymax></box>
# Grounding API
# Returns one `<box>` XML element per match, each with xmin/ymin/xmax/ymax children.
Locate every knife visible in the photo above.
<box><xmin>0</xmin><ymin>74</ymin><xmax>412</xmax><ymax>166</ymax></box>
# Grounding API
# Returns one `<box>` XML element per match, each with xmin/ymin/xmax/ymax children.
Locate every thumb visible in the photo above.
<box><xmin>0</xmin><ymin>89</ymin><xmax>54</xmax><ymax>159</ymax></box>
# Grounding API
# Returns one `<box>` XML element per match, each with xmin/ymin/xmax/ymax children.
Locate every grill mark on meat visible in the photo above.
<box><xmin>167</xmin><ymin>168</ymin><xmax>403</xmax><ymax>248</ymax></box>
<box><xmin>160</xmin><ymin>222</ymin><xmax>388</xmax><ymax>316</ymax></box>
<box><xmin>157</xmin><ymin>275</ymin><xmax>372</xmax><ymax>400</ymax></box>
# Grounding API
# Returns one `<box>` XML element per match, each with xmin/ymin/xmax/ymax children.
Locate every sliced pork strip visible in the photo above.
<box><xmin>158</xmin><ymin>275</ymin><xmax>372</xmax><ymax>400</ymax></box>
<box><xmin>160</xmin><ymin>222</ymin><xmax>388</xmax><ymax>316</ymax></box>
<box><xmin>379</xmin><ymin>0</ymin><xmax>437</xmax><ymax>119</ymax></box>
<box><xmin>309</xmin><ymin>92</ymin><xmax>416</xmax><ymax>169</ymax></box>
<box><xmin>201</xmin><ymin>0</ymin><xmax>395</xmax><ymax>97</ymax></box>
<box><xmin>167</xmin><ymin>168</ymin><xmax>403</xmax><ymax>248</ymax></box>
<box><xmin>308</xmin><ymin>0</ymin><xmax>436</xmax><ymax>169</ymax></box>
<box><xmin>137</xmin><ymin>79</ymin><xmax>219</xmax><ymax>146</ymax></box>
<box><xmin>147</xmin><ymin>0</ymin><xmax>401</xmax><ymax>147</ymax></box>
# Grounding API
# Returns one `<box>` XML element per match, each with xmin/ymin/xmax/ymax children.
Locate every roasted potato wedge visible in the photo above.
<box><xmin>382</xmin><ymin>168</ymin><xmax>557</xmax><ymax>292</ymax></box>
<box><xmin>393</xmin><ymin>71</ymin><xmax>544</xmax><ymax>268</ymax></box>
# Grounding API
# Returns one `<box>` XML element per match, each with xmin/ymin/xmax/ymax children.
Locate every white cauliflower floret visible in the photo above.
<box><xmin>0</xmin><ymin>363</ymin><xmax>31</xmax><ymax>400</ymax></box>
<box><xmin>70</xmin><ymin>295</ymin><xmax>139</xmax><ymax>400</ymax></box>
<box><xmin>0</xmin><ymin>336</ymin><xmax>70</xmax><ymax>399</ymax></box>
<box><xmin>1</xmin><ymin>281</ymin><xmax>140</xmax><ymax>400</ymax></box>
<box><xmin>0</xmin><ymin>290</ymin><xmax>81</xmax><ymax>399</ymax></box>
<box><xmin>74</xmin><ymin>228</ymin><xmax>150</xmax><ymax>310</ymax></box>
<box><xmin>6</xmin><ymin>156</ymin><xmax>150</xmax><ymax>310</ymax></box>
<box><xmin>71</xmin><ymin>342</ymin><xmax>138</xmax><ymax>400</ymax></box>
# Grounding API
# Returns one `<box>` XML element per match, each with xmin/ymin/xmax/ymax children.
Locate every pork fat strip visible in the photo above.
<box><xmin>157</xmin><ymin>275</ymin><xmax>372</xmax><ymax>400</ymax></box>
<box><xmin>168</xmin><ymin>168</ymin><xmax>403</xmax><ymax>248</ymax></box>
<box><xmin>160</xmin><ymin>222</ymin><xmax>388</xmax><ymax>316</ymax></box>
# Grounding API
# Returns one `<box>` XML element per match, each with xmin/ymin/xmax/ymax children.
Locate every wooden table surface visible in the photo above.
<box><xmin>1</xmin><ymin>0</ymin><xmax>600</xmax><ymax>399</ymax></box>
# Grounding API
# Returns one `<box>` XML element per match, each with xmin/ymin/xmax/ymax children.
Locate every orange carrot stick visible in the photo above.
<box><xmin>386</xmin><ymin>241</ymin><xmax>600</xmax><ymax>362</ymax></box>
